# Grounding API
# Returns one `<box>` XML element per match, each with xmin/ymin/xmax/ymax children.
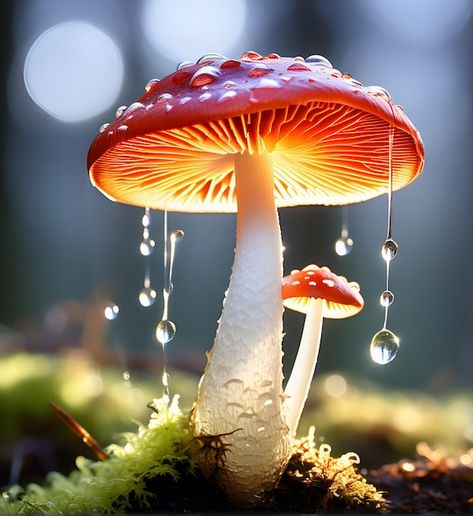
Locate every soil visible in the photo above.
<box><xmin>137</xmin><ymin>455</ymin><xmax>473</xmax><ymax>513</ymax></box>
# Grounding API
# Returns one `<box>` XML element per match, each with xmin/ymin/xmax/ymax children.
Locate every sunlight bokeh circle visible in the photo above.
<box><xmin>24</xmin><ymin>21</ymin><xmax>124</xmax><ymax>122</ymax></box>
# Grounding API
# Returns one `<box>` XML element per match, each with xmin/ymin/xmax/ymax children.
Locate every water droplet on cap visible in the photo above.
<box><xmin>196</xmin><ymin>53</ymin><xmax>226</xmax><ymax>64</ymax></box>
<box><xmin>305</xmin><ymin>55</ymin><xmax>333</xmax><ymax>67</ymax></box>
<box><xmin>145</xmin><ymin>79</ymin><xmax>160</xmax><ymax>93</ymax></box>
<box><xmin>220</xmin><ymin>59</ymin><xmax>241</xmax><ymax>69</ymax></box>
<box><xmin>104</xmin><ymin>303</ymin><xmax>119</xmax><ymax>320</ymax></box>
<box><xmin>382</xmin><ymin>238</ymin><xmax>398</xmax><ymax>261</ymax></box>
<box><xmin>248</xmin><ymin>64</ymin><xmax>271</xmax><ymax>77</ymax></box>
<box><xmin>190</xmin><ymin>66</ymin><xmax>221</xmax><ymax>87</ymax></box>
<box><xmin>115</xmin><ymin>105</ymin><xmax>127</xmax><ymax>118</ymax></box>
<box><xmin>156</xmin><ymin>319</ymin><xmax>176</xmax><ymax>345</ymax></box>
<box><xmin>99</xmin><ymin>123</ymin><xmax>110</xmax><ymax>133</ymax></box>
<box><xmin>365</xmin><ymin>85</ymin><xmax>391</xmax><ymax>101</ymax></box>
<box><xmin>370</xmin><ymin>329</ymin><xmax>399</xmax><ymax>365</ymax></box>
<box><xmin>335</xmin><ymin>235</ymin><xmax>353</xmax><ymax>256</ymax></box>
<box><xmin>123</xmin><ymin>102</ymin><xmax>145</xmax><ymax>117</ymax></box>
<box><xmin>287</xmin><ymin>63</ymin><xmax>311</xmax><ymax>72</ymax></box>
<box><xmin>139</xmin><ymin>287</ymin><xmax>157</xmax><ymax>307</ymax></box>
<box><xmin>241</xmin><ymin>51</ymin><xmax>263</xmax><ymax>60</ymax></box>
<box><xmin>266</xmin><ymin>53</ymin><xmax>281</xmax><ymax>59</ymax></box>
<box><xmin>176</xmin><ymin>61</ymin><xmax>193</xmax><ymax>70</ymax></box>
<box><xmin>380</xmin><ymin>290</ymin><xmax>394</xmax><ymax>307</ymax></box>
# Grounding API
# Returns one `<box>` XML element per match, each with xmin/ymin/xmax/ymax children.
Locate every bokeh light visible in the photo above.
<box><xmin>141</xmin><ymin>0</ymin><xmax>246</xmax><ymax>63</ymax></box>
<box><xmin>361</xmin><ymin>0</ymin><xmax>473</xmax><ymax>46</ymax></box>
<box><xmin>24</xmin><ymin>21</ymin><xmax>124</xmax><ymax>122</ymax></box>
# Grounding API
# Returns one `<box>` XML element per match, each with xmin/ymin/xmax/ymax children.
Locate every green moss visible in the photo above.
<box><xmin>0</xmin><ymin>398</ymin><xmax>386</xmax><ymax>513</ymax></box>
<box><xmin>0</xmin><ymin>396</ymin><xmax>193</xmax><ymax>514</ymax></box>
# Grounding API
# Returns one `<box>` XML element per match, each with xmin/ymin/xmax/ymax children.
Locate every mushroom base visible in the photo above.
<box><xmin>191</xmin><ymin>153</ymin><xmax>290</xmax><ymax>506</ymax></box>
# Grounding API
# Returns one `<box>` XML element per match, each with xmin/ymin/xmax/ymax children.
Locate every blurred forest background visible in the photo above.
<box><xmin>0</xmin><ymin>0</ymin><xmax>472</xmax><ymax>485</ymax></box>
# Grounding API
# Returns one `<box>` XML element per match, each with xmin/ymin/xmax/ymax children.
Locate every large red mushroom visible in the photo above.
<box><xmin>88</xmin><ymin>51</ymin><xmax>424</xmax><ymax>506</ymax></box>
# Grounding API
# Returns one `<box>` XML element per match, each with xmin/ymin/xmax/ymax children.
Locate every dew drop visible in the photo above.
<box><xmin>287</xmin><ymin>63</ymin><xmax>311</xmax><ymax>72</ymax></box>
<box><xmin>176</xmin><ymin>61</ymin><xmax>193</xmax><ymax>70</ymax></box>
<box><xmin>140</xmin><ymin>238</ymin><xmax>155</xmax><ymax>256</ymax></box>
<box><xmin>365</xmin><ymin>85</ymin><xmax>391</xmax><ymax>101</ymax></box>
<box><xmin>335</xmin><ymin>235</ymin><xmax>354</xmax><ymax>256</ymax></box>
<box><xmin>248</xmin><ymin>64</ymin><xmax>271</xmax><ymax>77</ymax></box>
<box><xmin>123</xmin><ymin>102</ymin><xmax>145</xmax><ymax>117</ymax></box>
<box><xmin>99</xmin><ymin>123</ymin><xmax>110</xmax><ymax>133</ymax></box>
<box><xmin>241</xmin><ymin>51</ymin><xmax>262</xmax><ymax>60</ymax></box>
<box><xmin>218</xmin><ymin>90</ymin><xmax>237</xmax><ymax>103</ymax></box>
<box><xmin>156</xmin><ymin>319</ymin><xmax>176</xmax><ymax>345</ymax></box>
<box><xmin>145</xmin><ymin>79</ymin><xmax>159</xmax><ymax>92</ymax></box>
<box><xmin>305</xmin><ymin>55</ymin><xmax>333</xmax><ymax>67</ymax></box>
<box><xmin>115</xmin><ymin>105</ymin><xmax>127</xmax><ymax>118</ymax></box>
<box><xmin>172</xmin><ymin>69</ymin><xmax>192</xmax><ymax>85</ymax></box>
<box><xmin>370</xmin><ymin>329</ymin><xmax>399</xmax><ymax>365</ymax></box>
<box><xmin>190</xmin><ymin>66</ymin><xmax>221</xmax><ymax>87</ymax></box>
<box><xmin>122</xmin><ymin>370</ymin><xmax>131</xmax><ymax>382</ymax></box>
<box><xmin>220</xmin><ymin>59</ymin><xmax>241</xmax><ymax>69</ymax></box>
<box><xmin>104</xmin><ymin>303</ymin><xmax>119</xmax><ymax>320</ymax></box>
<box><xmin>380</xmin><ymin>290</ymin><xmax>394</xmax><ymax>307</ymax></box>
<box><xmin>196</xmin><ymin>53</ymin><xmax>226</xmax><ymax>64</ymax></box>
<box><xmin>382</xmin><ymin>238</ymin><xmax>398</xmax><ymax>261</ymax></box>
<box><xmin>139</xmin><ymin>287</ymin><xmax>157</xmax><ymax>307</ymax></box>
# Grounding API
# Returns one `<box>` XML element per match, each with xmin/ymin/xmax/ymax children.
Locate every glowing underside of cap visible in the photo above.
<box><xmin>90</xmin><ymin>100</ymin><xmax>419</xmax><ymax>213</ymax></box>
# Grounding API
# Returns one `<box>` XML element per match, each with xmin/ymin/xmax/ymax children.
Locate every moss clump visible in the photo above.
<box><xmin>0</xmin><ymin>399</ymin><xmax>385</xmax><ymax>513</ymax></box>
<box><xmin>275</xmin><ymin>427</ymin><xmax>386</xmax><ymax>512</ymax></box>
<box><xmin>0</xmin><ymin>396</ymin><xmax>193</xmax><ymax>513</ymax></box>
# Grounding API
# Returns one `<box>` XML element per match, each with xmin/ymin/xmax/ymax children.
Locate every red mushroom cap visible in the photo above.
<box><xmin>88</xmin><ymin>51</ymin><xmax>424</xmax><ymax>213</ymax></box>
<box><xmin>282</xmin><ymin>265</ymin><xmax>364</xmax><ymax>319</ymax></box>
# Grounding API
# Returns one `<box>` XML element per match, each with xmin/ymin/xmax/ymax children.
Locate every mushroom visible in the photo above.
<box><xmin>87</xmin><ymin>51</ymin><xmax>424</xmax><ymax>505</ymax></box>
<box><xmin>282</xmin><ymin>265</ymin><xmax>364</xmax><ymax>436</ymax></box>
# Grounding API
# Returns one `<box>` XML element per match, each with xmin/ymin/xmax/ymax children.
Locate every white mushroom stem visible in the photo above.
<box><xmin>192</xmin><ymin>152</ymin><xmax>290</xmax><ymax>506</ymax></box>
<box><xmin>284</xmin><ymin>298</ymin><xmax>324</xmax><ymax>436</ymax></box>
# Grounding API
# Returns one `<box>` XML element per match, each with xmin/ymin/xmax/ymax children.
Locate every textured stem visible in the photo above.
<box><xmin>192</xmin><ymin>152</ymin><xmax>290</xmax><ymax>506</ymax></box>
<box><xmin>284</xmin><ymin>298</ymin><xmax>324</xmax><ymax>436</ymax></box>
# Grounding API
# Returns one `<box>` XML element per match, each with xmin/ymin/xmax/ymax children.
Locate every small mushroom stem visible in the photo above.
<box><xmin>192</xmin><ymin>152</ymin><xmax>290</xmax><ymax>506</ymax></box>
<box><xmin>284</xmin><ymin>298</ymin><xmax>324</xmax><ymax>436</ymax></box>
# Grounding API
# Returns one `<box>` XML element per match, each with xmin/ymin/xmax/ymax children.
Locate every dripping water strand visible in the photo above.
<box><xmin>139</xmin><ymin>208</ymin><xmax>157</xmax><ymax>307</ymax></box>
<box><xmin>334</xmin><ymin>205</ymin><xmax>353</xmax><ymax>256</ymax></box>
<box><xmin>370</xmin><ymin>122</ymin><xmax>399</xmax><ymax>365</ymax></box>
<box><xmin>155</xmin><ymin>211</ymin><xmax>184</xmax><ymax>403</ymax></box>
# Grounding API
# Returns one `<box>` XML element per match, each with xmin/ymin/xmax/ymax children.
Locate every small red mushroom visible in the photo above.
<box><xmin>282</xmin><ymin>265</ymin><xmax>363</xmax><ymax>435</ymax></box>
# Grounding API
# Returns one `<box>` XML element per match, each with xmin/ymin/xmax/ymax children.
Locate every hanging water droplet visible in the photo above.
<box><xmin>104</xmin><ymin>303</ymin><xmax>119</xmax><ymax>320</ymax></box>
<box><xmin>335</xmin><ymin>235</ymin><xmax>353</xmax><ymax>256</ymax></box>
<box><xmin>99</xmin><ymin>123</ymin><xmax>110</xmax><ymax>133</ymax></box>
<box><xmin>370</xmin><ymin>329</ymin><xmax>400</xmax><ymax>365</ymax></box>
<box><xmin>171</xmin><ymin>229</ymin><xmax>184</xmax><ymax>242</ymax></box>
<box><xmin>380</xmin><ymin>290</ymin><xmax>394</xmax><ymax>307</ymax></box>
<box><xmin>115</xmin><ymin>105</ymin><xmax>127</xmax><ymax>118</ymax></box>
<box><xmin>305</xmin><ymin>55</ymin><xmax>333</xmax><ymax>67</ymax></box>
<box><xmin>140</xmin><ymin>238</ymin><xmax>155</xmax><ymax>256</ymax></box>
<box><xmin>382</xmin><ymin>238</ymin><xmax>398</xmax><ymax>261</ymax></box>
<box><xmin>142</xmin><ymin>211</ymin><xmax>151</xmax><ymax>228</ymax></box>
<box><xmin>156</xmin><ymin>319</ymin><xmax>176</xmax><ymax>345</ymax></box>
<box><xmin>122</xmin><ymin>370</ymin><xmax>131</xmax><ymax>382</ymax></box>
<box><xmin>139</xmin><ymin>287</ymin><xmax>157</xmax><ymax>307</ymax></box>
